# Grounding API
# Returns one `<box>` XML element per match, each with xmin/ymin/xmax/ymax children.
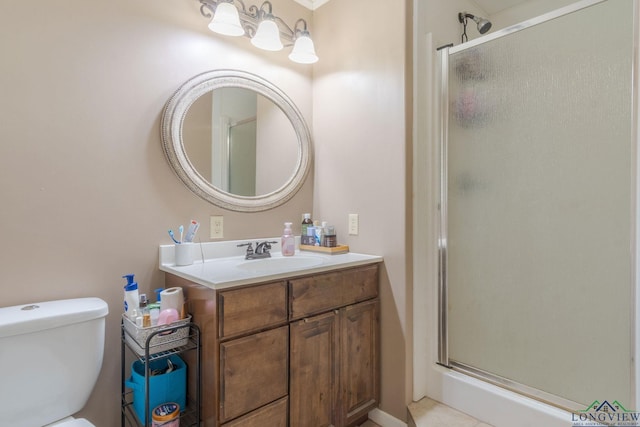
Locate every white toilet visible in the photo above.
<box><xmin>0</xmin><ymin>297</ymin><xmax>109</xmax><ymax>427</ymax></box>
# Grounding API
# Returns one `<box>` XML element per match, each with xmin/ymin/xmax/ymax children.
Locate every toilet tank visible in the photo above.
<box><xmin>0</xmin><ymin>298</ymin><xmax>109</xmax><ymax>427</ymax></box>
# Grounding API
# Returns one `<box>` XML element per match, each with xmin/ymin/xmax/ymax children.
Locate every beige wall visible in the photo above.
<box><xmin>313</xmin><ymin>0</ymin><xmax>410</xmax><ymax>421</ymax></box>
<box><xmin>0</xmin><ymin>0</ymin><xmax>312</xmax><ymax>425</ymax></box>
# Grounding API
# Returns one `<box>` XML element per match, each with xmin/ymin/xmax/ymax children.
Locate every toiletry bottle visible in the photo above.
<box><xmin>324</xmin><ymin>225</ymin><xmax>337</xmax><ymax>248</ymax></box>
<box><xmin>282</xmin><ymin>222</ymin><xmax>296</xmax><ymax>256</ymax></box>
<box><xmin>149</xmin><ymin>288</ymin><xmax>161</xmax><ymax>326</ymax></box>
<box><xmin>139</xmin><ymin>294</ymin><xmax>151</xmax><ymax>327</ymax></box>
<box><xmin>150</xmin><ymin>307</ymin><xmax>160</xmax><ymax>326</ymax></box>
<box><xmin>148</xmin><ymin>288</ymin><xmax>162</xmax><ymax>310</ymax></box>
<box><xmin>320</xmin><ymin>221</ymin><xmax>328</xmax><ymax>246</ymax></box>
<box><xmin>306</xmin><ymin>225</ymin><xmax>315</xmax><ymax>246</ymax></box>
<box><xmin>122</xmin><ymin>274</ymin><xmax>139</xmax><ymax>321</ymax></box>
<box><xmin>301</xmin><ymin>213</ymin><xmax>312</xmax><ymax>245</ymax></box>
<box><xmin>313</xmin><ymin>220</ymin><xmax>322</xmax><ymax>246</ymax></box>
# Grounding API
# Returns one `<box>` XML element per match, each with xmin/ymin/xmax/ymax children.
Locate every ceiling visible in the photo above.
<box><xmin>292</xmin><ymin>0</ymin><xmax>329</xmax><ymax>11</ymax></box>
<box><xmin>294</xmin><ymin>0</ymin><xmax>533</xmax><ymax>14</ymax></box>
<box><xmin>472</xmin><ymin>0</ymin><xmax>532</xmax><ymax>15</ymax></box>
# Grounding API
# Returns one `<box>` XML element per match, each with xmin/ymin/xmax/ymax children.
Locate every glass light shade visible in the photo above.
<box><xmin>251</xmin><ymin>19</ymin><xmax>283</xmax><ymax>51</ymax></box>
<box><xmin>289</xmin><ymin>34</ymin><xmax>319</xmax><ymax>64</ymax></box>
<box><xmin>208</xmin><ymin>2</ymin><xmax>244</xmax><ymax>37</ymax></box>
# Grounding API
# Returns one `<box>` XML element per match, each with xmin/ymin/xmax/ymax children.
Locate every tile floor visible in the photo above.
<box><xmin>408</xmin><ymin>398</ymin><xmax>493</xmax><ymax>427</ymax></box>
<box><xmin>358</xmin><ymin>397</ymin><xmax>492</xmax><ymax>427</ymax></box>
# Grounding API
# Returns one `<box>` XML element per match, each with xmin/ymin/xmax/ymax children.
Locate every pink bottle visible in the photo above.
<box><xmin>281</xmin><ymin>222</ymin><xmax>295</xmax><ymax>256</ymax></box>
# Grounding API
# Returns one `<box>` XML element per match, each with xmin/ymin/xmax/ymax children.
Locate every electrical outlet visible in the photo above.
<box><xmin>210</xmin><ymin>215</ymin><xmax>224</xmax><ymax>239</ymax></box>
<box><xmin>348</xmin><ymin>213</ymin><xmax>359</xmax><ymax>235</ymax></box>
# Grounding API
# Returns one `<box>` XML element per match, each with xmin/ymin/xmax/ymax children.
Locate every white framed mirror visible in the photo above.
<box><xmin>161</xmin><ymin>69</ymin><xmax>312</xmax><ymax>212</ymax></box>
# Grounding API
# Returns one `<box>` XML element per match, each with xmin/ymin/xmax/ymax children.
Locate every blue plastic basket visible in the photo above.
<box><xmin>125</xmin><ymin>355</ymin><xmax>186</xmax><ymax>425</ymax></box>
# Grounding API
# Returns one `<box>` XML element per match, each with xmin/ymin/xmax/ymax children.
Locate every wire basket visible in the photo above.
<box><xmin>122</xmin><ymin>314</ymin><xmax>191</xmax><ymax>356</ymax></box>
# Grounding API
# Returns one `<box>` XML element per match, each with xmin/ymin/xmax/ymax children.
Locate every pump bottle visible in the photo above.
<box><xmin>301</xmin><ymin>213</ymin><xmax>313</xmax><ymax>245</ymax></box>
<box><xmin>281</xmin><ymin>222</ymin><xmax>295</xmax><ymax>256</ymax></box>
<box><xmin>122</xmin><ymin>274</ymin><xmax>139</xmax><ymax>321</ymax></box>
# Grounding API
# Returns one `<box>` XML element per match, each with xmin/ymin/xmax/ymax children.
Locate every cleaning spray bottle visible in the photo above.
<box><xmin>281</xmin><ymin>222</ymin><xmax>295</xmax><ymax>256</ymax></box>
<box><xmin>122</xmin><ymin>274</ymin><xmax>139</xmax><ymax>321</ymax></box>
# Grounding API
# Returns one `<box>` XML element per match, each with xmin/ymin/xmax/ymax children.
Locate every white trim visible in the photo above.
<box><xmin>292</xmin><ymin>0</ymin><xmax>332</xmax><ymax>11</ymax></box>
<box><xmin>368</xmin><ymin>408</ymin><xmax>408</xmax><ymax>427</ymax></box>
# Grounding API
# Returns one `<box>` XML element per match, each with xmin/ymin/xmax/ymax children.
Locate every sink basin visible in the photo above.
<box><xmin>236</xmin><ymin>255</ymin><xmax>325</xmax><ymax>274</ymax></box>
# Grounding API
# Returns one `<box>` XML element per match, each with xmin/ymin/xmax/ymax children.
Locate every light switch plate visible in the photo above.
<box><xmin>348</xmin><ymin>214</ymin><xmax>359</xmax><ymax>235</ymax></box>
<box><xmin>210</xmin><ymin>215</ymin><xmax>224</xmax><ymax>239</ymax></box>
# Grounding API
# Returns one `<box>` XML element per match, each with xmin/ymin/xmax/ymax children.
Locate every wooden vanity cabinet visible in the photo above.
<box><xmin>166</xmin><ymin>263</ymin><xmax>379</xmax><ymax>427</ymax></box>
<box><xmin>289</xmin><ymin>264</ymin><xmax>379</xmax><ymax>426</ymax></box>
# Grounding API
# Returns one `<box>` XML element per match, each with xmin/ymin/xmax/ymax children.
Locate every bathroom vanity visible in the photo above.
<box><xmin>159</xmin><ymin>242</ymin><xmax>382</xmax><ymax>427</ymax></box>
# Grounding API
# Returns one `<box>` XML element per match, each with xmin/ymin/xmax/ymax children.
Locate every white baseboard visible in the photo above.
<box><xmin>368</xmin><ymin>408</ymin><xmax>408</xmax><ymax>427</ymax></box>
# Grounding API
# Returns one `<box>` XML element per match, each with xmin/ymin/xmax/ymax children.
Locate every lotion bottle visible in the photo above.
<box><xmin>281</xmin><ymin>222</ymin><xmax>295</xmax><ymax>256</ymax></box>
<box><xmin>122</xmin><ymin>274</ymin><xmax>139</xmax><ymax>321</ymax></box>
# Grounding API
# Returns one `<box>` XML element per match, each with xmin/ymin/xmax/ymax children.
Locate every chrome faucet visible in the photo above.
<box><xmin>255</xmin><ymin>241</ymin><xmax>278</xmax><ymax>256</ymax></box>
<box><xmin>237</xmin><ymin>242</ymin><xmax>254</xmax><ymax>259</ymax></box>
<box><xmin>238</xmin><ymin>241</ymin><xmax>278</xmax><ymax>260</ymax></box>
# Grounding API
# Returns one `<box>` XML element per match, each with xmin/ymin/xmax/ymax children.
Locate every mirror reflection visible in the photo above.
<box><xmin>182</xmin><ymin>87</ymin><xmax>298</xmax><ymax>197</ymax></box>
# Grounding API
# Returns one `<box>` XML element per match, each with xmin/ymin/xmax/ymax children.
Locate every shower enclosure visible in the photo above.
<box><xmin>438</xmin><ymin>0</ymin><xmax>636</xmax><ymax>412</ymax></box>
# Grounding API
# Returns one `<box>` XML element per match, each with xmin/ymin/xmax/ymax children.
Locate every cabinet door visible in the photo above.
<box><xmin>340</xmin><ymin>300</ymin><xmax>379</xmax><ymax>426</ymax></box>
<box><xmin>220</xmin><ymin>326</ymin><xmax>289</xmax><ymax>423</ymax></box>
<box><xmin>290</xmin><ymin>311</ymin><xmax>340</xmax><ymax>427</ymax></box>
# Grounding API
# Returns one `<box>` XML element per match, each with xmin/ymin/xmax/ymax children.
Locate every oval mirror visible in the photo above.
<box><xmin>161</xmin><ymin>70</ymin><xmax>312</xmax><ymax>212</ymax></box>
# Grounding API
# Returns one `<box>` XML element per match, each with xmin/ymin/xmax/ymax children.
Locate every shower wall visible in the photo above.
<box><xmin>443</xmin><ymin>0</ymin><xmax>635</xmax><ymax>408</ymax></box>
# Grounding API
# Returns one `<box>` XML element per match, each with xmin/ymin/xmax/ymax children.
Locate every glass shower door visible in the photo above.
<box><xmin>440</xmin><ymin>0</ymin><xmax>635</xmax><ymax>409</ymax></box>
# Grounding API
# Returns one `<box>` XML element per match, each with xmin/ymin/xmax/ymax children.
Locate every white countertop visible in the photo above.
<box><xmin>159</xmin><ymin>239</ymin><xmax>383</xmax><ymax>290</ymax></box>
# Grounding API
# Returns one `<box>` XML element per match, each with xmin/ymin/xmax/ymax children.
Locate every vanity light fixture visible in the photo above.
<box><xmin>208</xmin><ymin>1</ymin><xmax>245</xmax><ymax>36</ymax></box>
<box><xmin>199</xmin><ymin>0</ymin><xmax>319</xmax><ymax>64</ymax></box>
<box><xmin>288</xmin><ymin>19</ymin><xmax>318</xmax><ymax>64</ymax></box>
<box><xmin>251</xmin><ymin>3</ymin><xmax>283</xmax><ymax>51</ymax></box>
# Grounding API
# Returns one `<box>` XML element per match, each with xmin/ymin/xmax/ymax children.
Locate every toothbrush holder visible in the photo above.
<box><xmin>174</xmin><ymin>243</ymin><xmax>194</xmax><ymax>266</ymax></box>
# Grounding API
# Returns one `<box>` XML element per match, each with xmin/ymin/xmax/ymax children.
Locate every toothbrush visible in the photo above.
<box><xmin>168</xmin><ymin>229</ymin><xmax>180</xmax><ymax>244</ymax></box>
<box><xmin>184</xmin><ymin>220</ymin><xmax>200</xmax><ymax>243</ymax></box>
<box><xmin>179</xmin><ymin>225</ymin><xmax>184</xmax><ymax>243</ymax></box>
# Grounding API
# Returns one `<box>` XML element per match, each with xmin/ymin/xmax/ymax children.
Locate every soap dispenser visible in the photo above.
<box><xmin>122</xmin><ymin>274</ymin><xmax>139</xmax><ymax>321</ymax></box>
<box><xmin>281</xmin><ymin>222</ymin><xmax>295</xmax><ymax>256</ymax></box>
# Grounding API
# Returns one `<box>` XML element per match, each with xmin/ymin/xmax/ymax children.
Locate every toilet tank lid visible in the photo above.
<box><xmin>0</xmin><ymin>297</ymin><xmax>109</xmax><ymax>339</ymax></box>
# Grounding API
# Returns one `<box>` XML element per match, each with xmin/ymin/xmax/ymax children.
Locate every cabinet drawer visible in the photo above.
<box><xmin>219</xmin><ymin>326</ymin><xmax>289</xmax><ymax>422</ymax></box>
<box><xmin>219</xmin><ymin>282</ymin><xmax>287</xmax><ymax>339</ymax></box>
<box><xmin>222</xmin><ymin>397</ymin><xmax>288</xmax><ymax>427</ymax></box>
<box><xmin>289</xmin><ymin>265</ymin><xmax>378</xmax><ymax>320</ymax></box>
<box><xmin>340</xmin><ymin>265</ymin><xmax>379</xmax><ymax>304</ymax></box>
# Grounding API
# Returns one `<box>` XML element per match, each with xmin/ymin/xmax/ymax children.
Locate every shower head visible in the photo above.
<box><xmin>458</xmin><ymin>12</ymin><xmax>493</xmax><ymax>35</ymax></box>
<box><xmin>474</xmin><ymin>16</ymin><xmax>492</xmax><ymax>34</ymax></box>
